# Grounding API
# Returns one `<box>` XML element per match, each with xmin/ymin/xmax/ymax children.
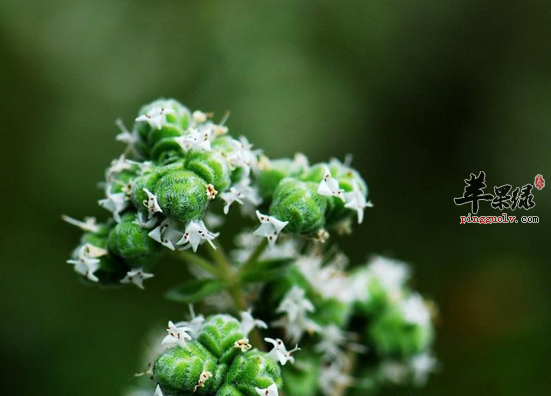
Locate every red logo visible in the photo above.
<box><xmin>535</xmin><ymin>174</ymin><xmax>545</xmax><ymax>190</ymax></box>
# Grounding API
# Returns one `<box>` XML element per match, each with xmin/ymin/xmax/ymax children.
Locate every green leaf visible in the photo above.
<box><xmin>165</xmin><ymin>278</ymin><xmax>225</xmax><ymax>303</ymax></box>
<box><xmin>240</xmin><ymin>258</ymin><xmax>294</xmax><ymax>283</ymax></box>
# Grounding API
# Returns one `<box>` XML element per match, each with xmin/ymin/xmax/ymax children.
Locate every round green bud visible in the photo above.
<box><xmin>198</xmin><ymin>315</ymin><xmax>247</xmax><ymax>365</ymax></box>
<box><xmin>369</xmin><ymin>295</ymin><xmax>434</xmax><ymax>357</ymax></box>
<box><xmin>135</xmin><ymin>98</ymin><xmax>191</xmax><ymax>141</ymax></box>
<box><xmin>257</xmin><ymin>158</ymin><xmax>305</xmax><ymax>200</ymax></box>
<box><xmin>150</xmin><ymin>137</ymin><xmax>186</xmax><ymax>165</ymax></box>
<box><xmin>153</xmin><ymin>341</ymin><xmax>219</xmax><ymax>395</ymax></box>
<box><xmin>227</xmin><ymin>350</ymin><xmax>282</xmax><ymax>394</ymax></box>
<box><xmin>270</xmin><ymin>178</ymin><xmax>327</xmax><ymax>235</ymax></box>
<box><xmin>185</xmin><ymin>151</ymin><xmax>231</xmax><ymax>192</ymax></box>
<box><xmin>108</xmin><ymin>219</ymin><xmax>161</xmax><ymax>268</ymax></box>
<box><xmin>156</xmin><ymin>170</ymin><xmax>209</xmax><ymax>223</ymax></box>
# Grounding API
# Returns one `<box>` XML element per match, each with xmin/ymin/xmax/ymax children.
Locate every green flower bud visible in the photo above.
<box><xmin>108</xmin><ymin>218</ymin><xmax>161</xmax><ymax>267</ymax></box>
<box><xmin>156</xmin><ymin>170</ymin><xmax>209</xmax><ymax>223</ymax></box>
<box><xmin>185</xmin><ymin>151</ymin><xmax>231</xmax><ymax>193</ymax></box>
<box><xmin>369</xmin><ymin>294</ymin><xmax>434</xmax><ymax>357</ymax></box>
<box><xmin>257</xmin><ymin>158</ymin><xmax>305</xmax><ymax>200</ymax></box>
<box><xmin>153</xmin><ymin>341</ymin><xmax>220</xmax><ymax>395</ymax></box>
<box><xmin>148</xmin><ymin>124</ymin><xmax>184</xmax><ymax>148</ymax></box>
<box><xmin>270</xmin><ymin>178</ymin><xmax>327</xmax><ymax>235</ymax></box>
<box><xmin>226</xmin><ymin>350</ymin><xmax>282</xmax><ymax>394</ymax></box>
<box><xmin>150</xmin><ymin>137</ymin><xmax>186</xmax><ymax>165</ymax></box>
<box><xmin>136</xmin><ymin>99</ymin><xmax>191</xmax><ymax>142</ymax></box>
<box><xmin>197</xmin><ymin>314</ymin><xmax>246</xmax><ymax>365</ymax></box>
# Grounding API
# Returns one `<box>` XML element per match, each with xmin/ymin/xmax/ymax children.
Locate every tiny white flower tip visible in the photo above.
<box><xmin>317</xmin><ymin>165</ymin><xmax>345</xmax><ymax>202</ymax></box>
<box><xmin>153</xmin><ymin>385</ymin><xmax>164</xmax><ymax>396</ymax></box>
<box><xmin>135</xmin><ymin>107</ymin><xmax>174</xmax><ymax>130</ymax></box>
<box><xmin>142</xmin><ymin>188</ymin><xmax>163</xmax><ymax>218</ymax></box>
<box><xmin>255</xmin><ymin>383</ymin><xmax>279</xmax><ymax>396</ymax></box>
<box><xmin>120</xmin><ymin>268</ymin><xmax>154</xmax><ymax>289</ymax></box>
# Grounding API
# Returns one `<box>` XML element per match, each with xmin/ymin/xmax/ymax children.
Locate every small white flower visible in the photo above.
<box><xmin>135</xmin><ymin>107</ymin><xmax>175</xmax><ymax>130</ymax></box>
<box><xmin>399</xmin><ymin>293</ymin><xmax>431</xmax><ymax>327</ymax></box>
<box><xmin>176</xmin><ymin>220</ymin><xmax>219</xmax><ymax>252</ymax></box>
<box><xmin>134</xmin><ymin>211</ymin><xmax>158</xmax><ymax>229</ymax></box>
<box><xmin>61</xmin><ymin>215</ymin><xmax>100</xmax><ymax>233</ymax></box>
<box><xmin>317</xmin><ymin>165</ymin><xmax>345</xmax><ymax>202</ymax></box>
<box><xmin>153</xmin><ymin>385</ymin><xmax>164</xmax><ymax>396</ymax></box>
<box><xmin>142</xmin><ymin>188</ymin><xmax>163</xmax><ymax>218</ymax></box>
<box><xmin>212</xmin><ymin>123</ymin><xmax>228</xmax><ymax>136</ymax></box>
<box><xmin>265</xmin><ymin>338</ymin><xmax>300</xmax><ymax>365</ymax></box>
<box><xmin>148</xmin><ymin>219</ymin><xmax>183</xmax><ymax>251</ymax></box>
<box><xmin>175</xmin><ymin>305</ymin><xmax>205</xmax><ymax>338</ymax></box>
<box><xmin>220</xmin><ymin>187</ymin><xmax>244</xmax><ymax>214</ymax></box>
<box><xmin>274</xmin><ymin>286</ymin><xmax>320</xmax><ymax>342</ymax></box>
<box><xmin>193</xmin><ymin>371</ymin><xmax>213</xmax><ymax>392</ymax></box>
<box><xmin>115</xmin><ymin>119</ymin><xmax>140</xmax><ymax>155</ymax></box>
<box><xmin>162</xmin><ymin>321</ymin><xmax>193</xmax><ymax>347</ymax></box>
<box><xmin>221</xmin><ymin>179</ymin><xmax>262</xmax><ymax>215</ymax></box>
<box><xmin>222</xmin><ymin>136</ymin><xmax>260</xmax><ymax>174</ymax></box>
<box><xmin>175</xmin><ymin>127</ymin><xmax>214</xmax><ymax>152</ymax></box>
<box><xmin>368</xmin><ymin>255</ymin><xmax>411</xmax><ymax>295</ymax></box>
<box><xmin>379</xmin><ymin>360</ymin><xmax>409</xmax><ymax>384</ymax></box>
<box><xmin>99</xmin><ymin>188</ymin><xmax>129</xmax><ymax>222</ymax></box>
<box><xmin>192</xmin><ymin>110</ymin><xmax>208</xmax><ymax>124</ymax></box>
<box><xmin>318</xmin><ymin>363</ymin><xmax>354</xmax><ymax>396</ymax></box>
<box><xmin>314</xmin><ymin>325</ymin><xmax>347</xmax><ymax>364</ymax></box>
<box><xmin>344</xmin><ymin>180</ymin><xmax>373</xmax><ymax>224</ymax></box>
<box><xmin>240</xmin><ymin>309</ymin><xmax>268</xmax><ymax>336</ymax></box>
<box><xmin>67</xmin><ymin>244</ymin><xmax>101</xmax><ymax>282</ymax></box>
<box><xmin>253</xmin><ymin>211</ymin><xmax>288</xmax><ymax>249</ymax></box>
<box><xmin>255</xmin><ymin>383</ymin><xmax>279</xmax><ymax>396</ymax></box>
<box><xmin>106</xmin><ymin>154</ymin><xmax>133</xmax><ymax>181</ymax></box>
<box><xmin>410</xmin><ymin>352</ymin><xmax>438</xmax><ymax>387</ymax></box>
<box><xmin>120</xmin><ymin>268</ymin><xmax>154</xmax><ymax>289</ymax></box>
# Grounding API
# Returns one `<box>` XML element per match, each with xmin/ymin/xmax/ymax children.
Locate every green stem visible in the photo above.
<box><xmin>179</xmin><ymin>250</ymin><xmax>219</xmax><ymax>276</ymax></box>
<box><xmin>206</xmin><ymin>242</ymin><xmax>265</xmax><ymax>350</ymax></box>
<box><xmin>238</xmin><ymin>238</ymin><xmax>269</xmax><ymax>276</ymax></box>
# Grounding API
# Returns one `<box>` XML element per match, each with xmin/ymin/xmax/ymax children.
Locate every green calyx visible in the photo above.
<box><xmin>153</xmin><ymin>315</ymin><xmax>281</xmax><ymax>396</ymax></box>
<box><xmin>185</xmin><ymin>151</ymin><xmax>231</xmax><ymax>193</ymax></box>
<box><xmin>155</xmin><ymin>170</ymin><xmax>209</xmax><ymax>223</ymax></box>
<box><xmin>108</xmin><ymin>217</ymin><xmax>161</xmax><ymax>268</ymax></box>
<box><xmin>270</xmin><ymin>178</ymin><xmax>327</xmax><ymax>235</ymax></box>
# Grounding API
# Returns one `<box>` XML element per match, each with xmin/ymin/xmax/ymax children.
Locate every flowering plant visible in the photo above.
<box><xmin>64</xmin><ymin>98</ymin><xmax>437</xmax><ymax>396</ymax></box>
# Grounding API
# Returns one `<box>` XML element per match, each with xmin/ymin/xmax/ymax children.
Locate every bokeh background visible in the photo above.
<box><xmin>1</xmin><ymin>1</ymin><xmax>550</xmax><ymax>395</ymax></box>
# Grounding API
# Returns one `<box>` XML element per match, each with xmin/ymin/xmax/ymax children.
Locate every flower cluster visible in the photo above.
<box><xmin>64</xmin><ymin>98</ymin><xmax>370</xmax><ymax>289</ymax></box>
<box><xmin>64</xmin><ymin>98</ymin><xmax>436</xmax><ymax>396</ymax></box>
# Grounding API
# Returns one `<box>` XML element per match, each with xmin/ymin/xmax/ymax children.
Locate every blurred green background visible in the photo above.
<box><xmin>1</xmin><ymin>1</ymin><xmax>550</xmax><ymax>395</ymax></box>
